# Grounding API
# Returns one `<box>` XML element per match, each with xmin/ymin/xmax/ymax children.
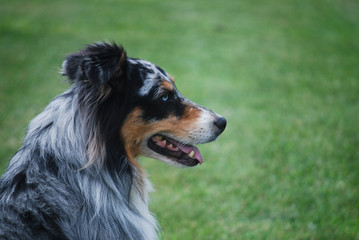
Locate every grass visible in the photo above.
<box><xmin>1</xmin><ymin>0</ymin><xmax>359</xmax><ymax>239</ymax></box>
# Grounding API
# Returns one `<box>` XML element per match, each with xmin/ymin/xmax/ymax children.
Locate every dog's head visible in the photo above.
<box><xmin>62</xmin><ymin>43</ymin><xmax>226</xmax><ymax>167</ymax></box>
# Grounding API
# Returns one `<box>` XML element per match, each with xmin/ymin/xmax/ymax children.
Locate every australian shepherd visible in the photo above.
<box><xmin>0</xmin><ymin>42</ymin><xmax>226</xmax><ymax>239</ymax></box>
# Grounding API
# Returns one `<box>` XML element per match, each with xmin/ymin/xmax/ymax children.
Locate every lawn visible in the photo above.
<box><xmin>1</xmin><ymin>0</ymin><xmax>359</xmax><ymax>239</ymax></box>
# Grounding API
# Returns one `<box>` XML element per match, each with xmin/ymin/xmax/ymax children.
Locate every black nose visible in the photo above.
<box><xmin>214</xmin><ymin>117</ymin><xmax>227</xmax><ymax>133</ymax></box>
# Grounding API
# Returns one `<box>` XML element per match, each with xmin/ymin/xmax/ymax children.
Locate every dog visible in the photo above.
<box><xmin>0</xmin><ymin>42</ymin><xmax>226</xmax><ymax>240</ymax></box>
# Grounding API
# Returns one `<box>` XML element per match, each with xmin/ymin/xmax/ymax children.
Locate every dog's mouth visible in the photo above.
<box><xmin>147</xmin><ymin>134</ymin><xmax>203</xmax><ymax>167</ymax></box>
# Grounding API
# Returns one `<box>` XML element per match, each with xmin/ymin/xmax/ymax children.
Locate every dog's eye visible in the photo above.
<box><xmin>161</xmin><ymin>94</ymin><xmax>169</xmax><ymax>102</ymax></box>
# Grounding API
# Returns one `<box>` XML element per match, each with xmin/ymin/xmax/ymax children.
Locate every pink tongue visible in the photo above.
<box><xmin>178</xmin><ymin>145</ymin><xmax>204</xmax><ymax>164</ymax></box>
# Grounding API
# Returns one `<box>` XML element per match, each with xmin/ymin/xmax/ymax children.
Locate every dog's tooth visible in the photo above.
<box><xmin>154</xmin><ymin>135</ymin><xmax>163</xmax><ymax>141</ymax></box>
<box><xmin>162</xmin><ymin>139</ymin><xmax>167</xmax><ymax>145</ymax></box>
<box><xmin>168</xmin><ymin>144</ymin><xmax>173</xmax><ymax>148</ymax></box>
<box><xmin>188</xmin><ymin>150</ymin><xmax>195</xmax><ymax>158</ymax></box>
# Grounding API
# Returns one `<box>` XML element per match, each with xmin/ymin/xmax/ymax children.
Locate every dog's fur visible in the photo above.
<box><xmin>0</xmin><ymin>43</ymin><xmax>226</xmax><ymax>240</ymax></box>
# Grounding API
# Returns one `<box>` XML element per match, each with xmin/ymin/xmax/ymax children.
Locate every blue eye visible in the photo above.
<box><xmin>161</xmin><ymin>94</ymin><xmax>169</xmax><ymax>102</ymax></box>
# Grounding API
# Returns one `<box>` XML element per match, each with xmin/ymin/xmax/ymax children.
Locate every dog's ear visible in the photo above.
<box><xmin>62</xmin><ymin>42</ymin><xmax>127</xmax><ymax>86</ymax></box>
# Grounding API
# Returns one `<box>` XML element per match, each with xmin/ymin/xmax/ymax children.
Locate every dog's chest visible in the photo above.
<box><xmin>130</xmin><ymin>177</ymin><xmax>158</xmax><ymax>240</ymax></box>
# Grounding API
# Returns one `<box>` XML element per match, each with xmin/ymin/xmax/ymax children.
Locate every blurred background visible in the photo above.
<box><xmin>0</xmin><ymin>0</ymin><xmax>358</xmax><ymax>239</ymax></box>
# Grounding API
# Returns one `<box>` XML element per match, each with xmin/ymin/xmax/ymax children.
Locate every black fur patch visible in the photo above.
<box><xmin>139</xmin><ymin>88</ymin><xmax>186</xmax><ymax>121</ymax></box>
<box><xmin>63</xmin><ymin>42</ymin><xmax>127</xmax><ymax>86</ymax></box>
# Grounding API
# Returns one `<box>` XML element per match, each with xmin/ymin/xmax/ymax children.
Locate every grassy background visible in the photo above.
<box><xmin>1</xmin><ymin>0</ymin><xmax>359</xmax><ymax>239</ymax></box>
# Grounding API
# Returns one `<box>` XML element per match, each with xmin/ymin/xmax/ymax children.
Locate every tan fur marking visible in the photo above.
<box><xmin>121</xmin><ymin>108</ymin><xmax>145</xmax><ymax>171</ymax></box>
<box><xmin>121</xmin><ymin>104</ymin><xmax>202</xmax><ymax>191</ymax></box>
<box><xmin>121</xmin><ymin>105</ymin><xmax>201</xmax><ymax>159</ymax></box>
<box><xmin>162</xmin><ymin>81</ymin><xmax>174</xmax><ymax>92</ymax></box>
<box><xmin>169</xmin><ymin>75</ymin><xmax>175</xmax><ymax>83</ymax></box>
<box><xmin>121</xmin><ymin>105</ymin><xmax>201</xmax><ymax>189</ymax></box>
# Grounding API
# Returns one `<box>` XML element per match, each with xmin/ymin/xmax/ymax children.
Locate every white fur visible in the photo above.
<box><xmin>130</xmin><ymin>177</ymin><xmax>159</xmax><ymax>240</ymax></box>
<box><xmin>128</xmin><ymin>58</ymin><xmax>171</xmax><ymax>97</ymax></box>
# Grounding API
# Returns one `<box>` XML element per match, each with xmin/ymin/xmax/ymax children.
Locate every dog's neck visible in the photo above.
<box><xmin>16</xmin><ymin>89</ymin><xmax>159</xmax><ymax>239</ymax></box>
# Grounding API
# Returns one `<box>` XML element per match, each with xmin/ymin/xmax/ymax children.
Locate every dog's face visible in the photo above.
<box><xmin>63</xmin><ymin>43</ymin><xmax>226</xmax><ymax>167</ymax></box>
<box><xmin>121</xmin><ymin>58</ymin><xmax>226</xmax><ymax>167</ymax></box>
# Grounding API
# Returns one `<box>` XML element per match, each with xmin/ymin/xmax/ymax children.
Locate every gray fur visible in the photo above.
<box><xmin>0</xmin><ymin>86</ymin><xmax>158</xmax><ymax>239</ymax></box>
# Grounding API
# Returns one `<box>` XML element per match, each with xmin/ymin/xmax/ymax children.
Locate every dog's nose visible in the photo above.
<box><xmin>214</xmin><ymin>117</ymin><xmax>227</xmax><ymax>133</ymax></box>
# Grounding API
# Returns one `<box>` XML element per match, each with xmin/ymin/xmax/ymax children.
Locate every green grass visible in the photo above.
<box><xmin>1</xmin><ymin>0</ymin><xmax>359</xmax><ymax>239</ymax></box>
